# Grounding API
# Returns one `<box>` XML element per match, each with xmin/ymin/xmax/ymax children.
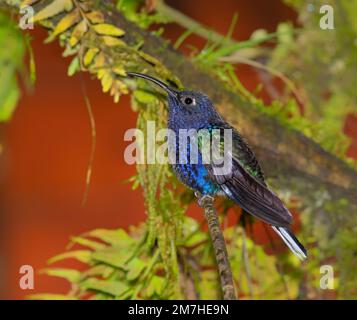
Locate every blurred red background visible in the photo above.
<box><xmin>0</xmin><ymin>0</ymin><xmax>356</xmax><ymax>299</ymax></box>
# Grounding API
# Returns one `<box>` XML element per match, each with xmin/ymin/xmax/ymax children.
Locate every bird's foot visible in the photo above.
<box><xmin>197</xmin><ymin>194</ymin><xmax>215</xmax><ymax>208</ymax></box>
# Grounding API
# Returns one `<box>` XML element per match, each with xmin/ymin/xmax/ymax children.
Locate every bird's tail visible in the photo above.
<box><xmin>272</xmin><ymin>226</ymin><xmax>307</xmax><ymax>260</ymax></box>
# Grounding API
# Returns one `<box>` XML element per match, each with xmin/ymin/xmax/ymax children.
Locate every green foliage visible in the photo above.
<box><xmin>116</xmin><ymin>0</ymin><xmax>170</xmax><ymax>29</ymax></box>
<box><xmin>333</xmin><ymin>226</ymin><xmax>357</xmax><ymax>297</ymax></box>
<box><xmin>133</xmin><ymin>92</ymin><xmax>185</xmax><ymax>298</ymax></box>
<box><xmin>28</xmin><ymin>224</ymin><xmax>181</xmax><ymax>299</ymax></box>
<box><xmin>0</xmin><ymin>11</ymin><xmax>24</xmax><ymax>121</ymax></box>
<box><xmin>22</xmin><ymin>0</ymin><xmax>180</xmax><ymax>104</ymax></box>
<box><xmin>267</xmin><ymin>4</ymin><xmax>357</xmax><ymax>294</ymax></box>
<box><xmin>30</xmin><ymin>218</ymin><xmax>309</xmax><ymax>300</ymax></box>
<box><xmin>270</xmin><ymin>1</ymin><xmax>357</xmax><ymax>159</ymax></box>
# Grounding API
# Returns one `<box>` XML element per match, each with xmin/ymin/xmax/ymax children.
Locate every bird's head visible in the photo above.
<box><xmin>127</xmin><ymin>72</ymin><xmax>221</xmax><ymax>128</ymax></box>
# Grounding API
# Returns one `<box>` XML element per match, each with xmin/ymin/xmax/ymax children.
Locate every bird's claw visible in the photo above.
<box><xmin>197</xmin><ymin>194</ymin><xmax>215</xmax><ymax>208</ymax></box>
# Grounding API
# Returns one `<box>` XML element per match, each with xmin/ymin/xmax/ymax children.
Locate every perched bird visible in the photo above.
<box><xmin>127</xmin><ymin>72</ymin><xmax>307</xmax><ymax>260</ymax></box>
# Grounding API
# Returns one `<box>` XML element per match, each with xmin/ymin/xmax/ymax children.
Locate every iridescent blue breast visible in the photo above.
<box><xmin>171</xmin><ymin>141</ymin><xmax>220</xmax><ymax>195</ymax></box>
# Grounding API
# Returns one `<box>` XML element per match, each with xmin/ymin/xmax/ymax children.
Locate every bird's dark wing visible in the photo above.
<box><xmin>202</xmin><ymin>122</ymin><xmax>292</xmax><ymax>228</ymax></box>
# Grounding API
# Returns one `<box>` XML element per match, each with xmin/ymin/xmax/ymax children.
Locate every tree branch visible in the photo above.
<box><xmin>197</xmin><ymin>194</ymin><xmax>237</xmax><ymax>300</ymax></box>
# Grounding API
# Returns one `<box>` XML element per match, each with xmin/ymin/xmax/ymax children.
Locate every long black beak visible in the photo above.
<box><xmin>127</xmin><ymin>72</ymin><xmax>178</xmax><ymax>99</ymax></box>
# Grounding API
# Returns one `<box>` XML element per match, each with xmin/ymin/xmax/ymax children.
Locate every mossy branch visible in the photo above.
<box><xmin>197</xmin><ymin>194</ymin><xmax>237</xmax><ymax>300</ymax></box>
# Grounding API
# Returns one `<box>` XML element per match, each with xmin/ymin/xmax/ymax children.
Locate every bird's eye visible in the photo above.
<box><xmin>181</xmin><ymin>96</ymin><xmax>196</xmax><ymax>106</ymax></box>
<box><xmin>184</xmin><ymin>97</ymin><xmax>193</xmax><ymax>104</ymax></box>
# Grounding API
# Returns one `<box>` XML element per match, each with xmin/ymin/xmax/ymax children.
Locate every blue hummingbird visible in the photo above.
<box><xmin>128</xmin><ymin>72</ymin><xmax>307</xmax><ymax>260</ymax></box>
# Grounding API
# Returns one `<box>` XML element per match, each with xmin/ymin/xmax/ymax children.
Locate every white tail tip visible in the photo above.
<box><xmin>272</xmin><ymin>226</ymin><xmax>307</xmax><ymax>260</ymax></box>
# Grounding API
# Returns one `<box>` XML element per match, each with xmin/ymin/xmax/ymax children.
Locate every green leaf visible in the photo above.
<box><xmin>92</xmin><ymin>24</ymin><xmax>125</xmax><ymax>37</ymax></box>
<box><xmin>83</xmin><ymin>48</ymin><xmax>99</xmax><ymax>67</ymax></box>
<box><xmin>101</xmin><ymin>72</ymin><xmax>113</xmax><ymax>93</ymax></box>
<box><xmin>92</xmin><ymin>247</ymin><xmax>132</xmax><ymax>269</ymax></box>
<box><xmin>133</xmin><ymin>90</ymin><xmax>157</xmax><ymax>104</ymax></box>
<box><xmin>40</xmin><ymin>268</ymin><xmax>81</xmax><ymax>283</ymax></box>
<box><xmin>0</xmin><ymin>12</ymin><xmax>25</xmax><ymax>122</ymax></box>
<box><xmin>81</xmin><ymin>265</ymin><xmax>114</xmax><ymax>279</ymax></box>
<box><xmin>47</xmin><ymin>8</ymin><xmax>81</xmax><ymax>41</ymax></box>
<box><xmin>101</xmin><ymin>36</ymin><xmax>126</xmax><ymax>47</ymax></box>
<box><xmin>146</xmin><ymin>275</ymin><xmax>165</xmax><ymax>297</ymax></box>
<box><xmin>69</xmin><ymin>20</ymin><xmax>88</xmax><ymax>46</ymax></box>
<box><xmin>198</xmin><ymin>270</ymin><xmax>220</xmax><ymax>300</ymax></box>
<box><xmin>250</xmin><ymin>28</ymin><xmax>269</xmax><ymax>41</ymax></box>
<box><xmin>67</xmin><ymin>56</ymin><xmax>79</xmax><ymax>76</ymax></box>
<box><xmin>69</xmin><ymin>236</ymin><xmax>106</xmax><ymax>250</ymax></box>
<box><xmin>85</xmin><ymin>11</ymin><xmax>104</xmax><ymax>24</ymax></box>
<box><xmin>184</xmin><ymin>230</ymin><xmax>208</xmax><ymax>247</ymax></box>
<box><xmin>80</xmin><ymin>278</ymin><xmax>129</xmax><ymax>297</ymax></box>
<box><xmin>112</xmin><ymin>66</ymin><xmax>126</xmax><ymax>76</ymax></box>
<box><xmin>117</xmin><ymin>0</ymin><xmax>141</xmax><ymax>15</ymax></box>
<box><xmin>47</xmin><ymin>250</ymin><xmax>92</xmax><ymax>264</ymax></box>
<box><xmin>88</xmin><ymin>229</ymin><xmax>134</xmax><ymax>247</ymax></box>
<box><xmin>0</xmin><ymin>85</ymin><xmax>19</xmax><ymax>122</ymax></box>
<box><xmin>126</xmin><ymin>258</ymin><xmax>146</xmax><ymax>281</ymax></box>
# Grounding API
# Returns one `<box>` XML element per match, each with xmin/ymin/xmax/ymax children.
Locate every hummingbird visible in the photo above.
<box><xmin>127</xmin><ymin>72</ymin><xmax>307</xmax><ymax>260</ymax></box>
